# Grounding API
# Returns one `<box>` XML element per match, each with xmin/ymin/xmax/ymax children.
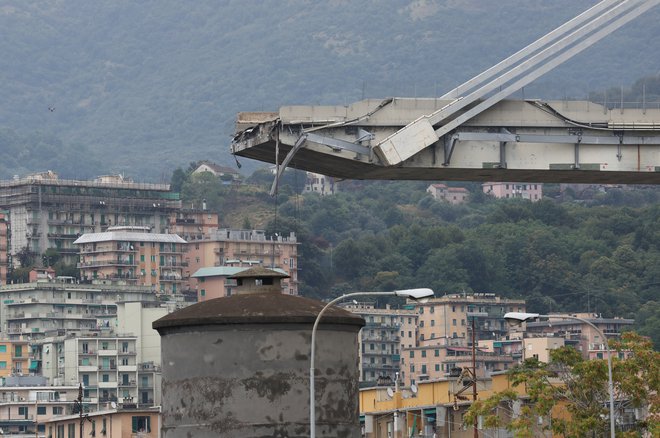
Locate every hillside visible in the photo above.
<box><xmin>1</xmin><ymin>0</ymin><xmax>659</xmax><ymax>180</ymax></box>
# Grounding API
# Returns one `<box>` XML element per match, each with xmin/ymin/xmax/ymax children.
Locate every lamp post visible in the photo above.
<box><xmin>310</xmin><ymin>288</ymin><xmax>434</xmax><ymax>438</ymax></box>
<box><xmin>503</xmin><ymin>312</ymin><xmax>616</xmax><ymax>438</ymax></box>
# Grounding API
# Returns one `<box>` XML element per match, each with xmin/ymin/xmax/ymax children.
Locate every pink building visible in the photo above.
<box><xmin>482</xmin><ymin>182</ymin><xmax>543</xmax><ymax>201</ymax></box>
<box><xmin>191</xmin><ymin>266</ymin><xmax>289</xmax><ymax>301</ymax></box>
<box><xmin>426</xmin><ymin>184</ymin><xmax>469</xmax><ymax>204</ymax></box>
<box><xmin>185</xmin><ymin>229</ymin><xmax>299</xmax><ymax>297</ymax></box>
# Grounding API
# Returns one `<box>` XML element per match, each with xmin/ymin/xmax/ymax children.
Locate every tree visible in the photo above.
<box><xmin>465</xmin><ymin>332</ymin><xmax>659</xmax><ymax>437</ymax></box>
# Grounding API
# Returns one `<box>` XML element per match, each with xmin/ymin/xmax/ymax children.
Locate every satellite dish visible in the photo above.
<box><xmin>110</xmin><ymin>401</ymin><xmax>117</xmax><ymax>409</ymax></box>
<box><xmin>386</xmin><ymin>387</ymin><xmax>394</xmax><ymax>398</ymax></box>
<box><xmin>410</xmin><ymin>384</ymin><xmax>418</xmax><ymax>395</ymax></box>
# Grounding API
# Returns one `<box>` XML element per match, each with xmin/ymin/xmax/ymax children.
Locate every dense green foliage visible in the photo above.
<box><xmin>1</xmin><ymin>1</ymin><xmax>659</xmax><ymax>179</ymax></box>
<box><xmin>465</xmin><ymin>332</ymin><xmax>659</xmax><ymax>437</ymax></box>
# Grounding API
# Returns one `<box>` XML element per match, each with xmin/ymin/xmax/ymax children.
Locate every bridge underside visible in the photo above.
<box><xmin>232</xmin><ymin>99</ymin><xmax>660</xmax><ymax>184</ymax></box>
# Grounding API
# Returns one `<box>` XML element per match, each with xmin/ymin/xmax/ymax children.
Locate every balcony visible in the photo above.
<box><xmin>79</xmin><ymin>364</ymin><xmax>97</xmax><ymax>372</ymax></box>
<box><xmin>98</xmin><ymin>381</ymin><xmax>118</xmax><ymax>389</ymax></box>
<box><xmin>118</xmin><ymin>364</ymin><xmax>138</xmax><ymax>372</ymax></box>
<box><xmin>98</xmin><ymin>365</ymin><xmax>117</xmax><ymax>371</ymax></box>
<box><xmin>98</xmin><ymin>349</ymin><xmax>118</xmax><ymax>356</ymax></box>
<box><xmin>118</xmin><ymin>380</ymin><xmax>137</xmax><ymax>388</ymax></box>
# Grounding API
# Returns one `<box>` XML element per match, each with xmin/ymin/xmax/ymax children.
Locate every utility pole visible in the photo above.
<box><xmin>467</xmin><ymin>311</ymin><xmax>487</xmax><ymax>438</ymax></box>
<box><xmin>471</xmin><ymin>316</ymin><xmax>478</xmax><ymax>438</ymax></box>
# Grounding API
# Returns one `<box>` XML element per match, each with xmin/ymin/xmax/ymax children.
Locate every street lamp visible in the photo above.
<box><xmin>503</xmin><ymin>312</ymin><xmax>615</xmax><ymax>438</ymax></box>
<box><xmin>310</xmin><ymin>288</ymin><xmax>434</xmax><ymax>438</ymax></box>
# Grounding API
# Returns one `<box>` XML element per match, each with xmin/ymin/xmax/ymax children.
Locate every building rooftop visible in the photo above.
<box><xmin>74</xmin><ymin>231</ymin><xmax>186</xmax><ymax>245</ymax></box>
<box><xmin>191</xmin><ymin>266</ymin><xmax>288</xmax><ymax>278</ymax></box>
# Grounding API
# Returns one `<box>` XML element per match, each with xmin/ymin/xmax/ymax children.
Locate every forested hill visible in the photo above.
<box><xmin>175</xmin><ymin>170</ymin><xmax>660</xmax><ymax>348</ymax></box>
<box><xmin>1</xmin><ymin>0</ymin><xmax>659</xmax><ymax>180</ymax></box>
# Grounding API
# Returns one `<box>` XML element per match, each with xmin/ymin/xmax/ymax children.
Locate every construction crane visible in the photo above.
<box><xmin>231</xmin><ymin>0</ymin><xmax>660</xmax><ymax>193</ymax></box>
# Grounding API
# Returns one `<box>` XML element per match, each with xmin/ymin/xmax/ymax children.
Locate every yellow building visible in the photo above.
<box><xmin>42</xmin><ymin>407</ymin><xmax>160</xmax><ymax>438</ymax></box>
<box><xmin>359</xmin><ymin>373</ymin><xmax>548</xmax><ymax>438</ymax></box>
<box><xmin>75</xmin><ymin>227</ymin><xmax>187</xmax><ymax>294</ymax></box>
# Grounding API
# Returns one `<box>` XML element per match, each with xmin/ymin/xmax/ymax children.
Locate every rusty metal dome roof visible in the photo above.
<box><xmin>153</xmin><ymin>293</ymin><xmax>365</xmax><ymax>332</ymax></box>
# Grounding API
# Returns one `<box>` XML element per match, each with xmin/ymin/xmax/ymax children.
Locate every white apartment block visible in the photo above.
<box><xmin>0</xmin><ymin>281</ymin><xmax>160</xmax><ymax>341</ymax></box>
<box><xmin>482</xmin><ymin>182</ymin><xmax>543</xmax><ymax>201</ymax></box>
<box><xmin>303</xmin><ymin>172</ymin><xmax>338</xmax><ymax>196</ymax></box>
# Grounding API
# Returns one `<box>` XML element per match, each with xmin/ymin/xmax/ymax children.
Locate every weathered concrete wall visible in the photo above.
<box><xmin>160</xmin><ymin>323</ymin><xmax>361</xmax><ymax>438</ymax></box>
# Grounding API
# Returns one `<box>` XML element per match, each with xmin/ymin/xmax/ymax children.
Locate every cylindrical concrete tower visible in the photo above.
<box><xmin>153</xmin><ymin>267</ymin><xmax>365</xmax><ymax>437</ymax></box>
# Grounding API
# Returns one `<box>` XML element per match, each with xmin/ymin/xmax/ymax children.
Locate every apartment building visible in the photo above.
<box><xmin>523</xmin><ymin>313</ymin><xmax>634</xmax><ymax>360</ymax></box>
<box><xmin>168</xmin><ymin>209</ymin><xmax>219</xmax><ymax>242</ymax></box>
<box><xmin>401</xmin><ymin>344</ymin><xmax>515</xmax><ymax>384</ymax></box>
<box><xmin>186</xmin><ymin>229</ymin><xmax>299</xmax><ymax>295</ymax></box>
<box><xmin>0</xmin><ymin>338</ymin><xmax>31</xmax><ymax>377</ymax></box>
<box><xmin>0</xmin><ymin>281</ymin><xmax>160</xmax><ymax>342</ymax></box>
<box><xmin>191</xmin><ymin>266</ymin><xmax>289</xmax><ymax>301</ymax></box>
<box><xmin>0</xmin><ymin>211</ymin><xmax>8</xmax><ymax>285</ymax></box>
<box><xmin>415</xmin><ymin>293</ymin><xmax>526</xmax><ymax>346</ymax></box>
<box><xmin>43</xmin><ymin>406</ymin><xmax>161</xmax><ymax>438</ymax></box>
<box><xmin>479</xmin><ymin>336</ymin><xmax>566</xmax><ymax>363</ymax></box>
<box><xmin>116</xmin><ymin>301</ymin><xmax>174</xmax><ymax>366</ymax></box>
<box><xmin>482</xmin><ymin>181</ymin><xmax>543</xmax><ymax>201</ymax></box>
<box><xmin>426</xmin><ymin>183</ymin><xmax>469</xmax><ymax>204</ymax></box>
<box><xmin>47</xmin><ymin>335</ymin><xmax>161</xmax><ymax>411</ymax></box>
<box><xmin>342</xmin><ymin>302</ymin><xmax>417</xmax><ymax>384</ymax></box>
<box><xmin>0</xmin><ymin>378</ymin><xmax>78</xmax><ymax>436</ymax></box>
<box><xmin>0</xmin><ymin>172</ymin><xmax>181</xmax><ymax>267</ymax></box>
<box><xmin>398</xmin><ymin>294</ymin><xmax>525</xmax><ymax>386</ymax></box>
<box><xmin>304</xmin><ymin>172</ymin><xmax>338</xmax><ymax>196</ymax></box>
<box><xmin>75</xmin><ymin>227</ymin><xmax>187</xmax><ymax>295</ymax></box>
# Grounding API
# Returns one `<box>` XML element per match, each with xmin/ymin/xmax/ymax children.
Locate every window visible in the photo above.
<box><xmin>68</xmin><ymin>423</ymin><xmax>75</xmax><ymax>438</ymax></box>
<box><xmin>37</xmin><ymin>406</ymin><xmax>46</xmax><ymax>415</ymax></box>
<box><xmin>434</xmin><ymin>349</ymin><xmax>439</xmax><ymax>357</ymax></box>
<box><xmin>200</xmin><ymin>289</ymin><xmax>206</xmax><ymax>297</ymax></box>
<box><xmin>140</xmin><ymin>255</ymin><xmax>145</xmax><ymax>262</ymax></box>
<box><xmin>430</xmin><ymin>320</ymin><xmax>435</xmax><ymax>327</ymax></box>
<box><xmin>18</xmin><ymin>406</ymin><xmax>28</xmax><ymax>418</ymax></box>
<box><xmin>131</xmin><ymin>416</ymin><xmax>151</xmax><ymax>433</ymax></box>
<box><xmin>409</xmin><ymin>351</ymin><xmax>414</xmax><ymax>358</ymax></box>
<box><xmin>421</xmin><ymin>350</ymin><xmax>426</xmax><ymax>358</ymax></box>
<box><xmin>420</xmin><ymin>321</ymin><xmax>424</xmax><ymax>327</ymax></box>
<box><xmin>435</xmin><ymin>364</ymin><xmax>440</xmax><ymax>372</ymax></box>
<box><xmin>452</xmin><ymin>319</ymin><xmax>457</xmax><ymax>326</ymax></box>
<box><xmin>421</xmin><ymin>365</ymin><xmax>427</xmax><ymax>374</ymax></box>
<box><xmin>0</xmin><ymin>345</ymin><xmax>6</xmax><ymax>353</ymax></box>
<box><xmin>369</xmin><ymin>344</ymin><xmax>374</xmax><ymax>351</ymax></box>
<box><xmin>0</xmin><ymin>361</ymin><xmax>6</xmax><ymax>369</ymax></box>
<box><xmin>53</xmin><ymin>406</ymin><xmax>63</xmax><ymax>415</ymax></box>
<box><xmin>14</xmin><ymin>345</ymin><xmax>22</xmax><ymax>357</ymax></box>
<box><xmin>57</xmin><ymin>425</ymin><xmax>65</xmax><ymax>438</ymax></box>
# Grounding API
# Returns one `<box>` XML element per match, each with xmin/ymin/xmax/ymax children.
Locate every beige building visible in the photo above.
<box><xmin>482</xmin><ymin>181</ymin><xmax>543</xmax><ymax>201</ymax></box>
<box><xmin>43</xmin><ymin>406</ymin><xmax>161</xmax><ymax>438</ymax></box>
<box><xmin>75</xmin><ymin>227</ymin><xmax>187</xmax><ymax>295</ymax></box>
<box><xmin>401</xmin><ymin>294</ymin><xmax>525</xmax><ymax>386</ymax></box>
<box><xmin>185</xmin><ymin>229</ymin><xmax>299</xmax><ymax>295</ymax></box>
<box><xmin>415</xmin><ymin>294</ymin><xmax>526</xmax><ymax>347</ymax></box>
<box><xmin>523</xmin><ymin>313</ymin><xmax>634</xmax><ymax>360</ymax></box>
<box><xmin>167</xmin><ymin>209</ymin><xmax>219</xmax><ymax>242</ymax></box>
<box><xmin>0</xmin><ymin>381</ymin><xmax>79</xmax><ymax>436</ymax></box>
<box><xmin>426</xmin><ymin>183</ymin><xmax>469</xmax><ymax>204</ymax></box>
